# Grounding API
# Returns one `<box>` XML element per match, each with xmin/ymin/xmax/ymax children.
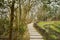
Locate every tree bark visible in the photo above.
<box><xmin>9</xmin><ymin>0</ymin><xmax>15</xmax><ymax>40</ymax></box>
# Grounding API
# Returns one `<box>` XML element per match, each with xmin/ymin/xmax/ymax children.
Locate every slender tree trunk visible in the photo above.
<box><xmin>9</xmin><ymin>0</ymin><xmax>15</xmax><ymax>40</ymax></box>
<box><xmin>19</xmin><ymin>0</ymin><xmax>21</xmax><ymax>21</ymax></box>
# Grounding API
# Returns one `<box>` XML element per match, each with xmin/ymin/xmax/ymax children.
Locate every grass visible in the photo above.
<box><xmin>37</xmin><ymin>21</ymin><xmax>60</xmax><ymax>40</ymax></box>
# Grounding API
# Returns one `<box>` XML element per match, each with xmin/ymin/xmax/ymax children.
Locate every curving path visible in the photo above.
<box><xmin>27</xmin><ymin>23</ymin><xmax>44</xmax><ymax>40</ymax></box>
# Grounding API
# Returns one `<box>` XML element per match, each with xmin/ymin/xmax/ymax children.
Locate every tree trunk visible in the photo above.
<box><xmin>9</xmin><ymin>1</ymin><xmax>15</xmax><ymax>40</ymax></box>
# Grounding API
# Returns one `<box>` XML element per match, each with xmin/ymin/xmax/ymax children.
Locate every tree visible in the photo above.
<box><xmin>9</xmin><ymin>0</ymin><xmax>15</xmax><ymax>40</ymax></box>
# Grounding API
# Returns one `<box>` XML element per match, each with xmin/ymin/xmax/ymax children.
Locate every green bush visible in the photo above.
<box><xmin>37</xmin><ymin>21</ymin><xmax>60</xmax><ymax>40</ymax></box>
<box><xmin>19</xmin><ymin>23</ymin><xmax>27</xmax><ymax>35</ymax></box>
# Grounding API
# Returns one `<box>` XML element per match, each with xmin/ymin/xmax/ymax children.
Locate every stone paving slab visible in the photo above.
<box><xmin>30</xmin><ymin>39</ymin><xmax>44</xmax><ymax>40</ymax></box>
<box><xmin>30</xmin><ymin>36</ymin><xmax>43</xmax><ymax>39</ymax></box>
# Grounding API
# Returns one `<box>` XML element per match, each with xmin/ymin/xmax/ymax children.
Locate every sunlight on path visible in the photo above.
<box><xmin>27</xmin><ymin>23</ymin><xmax>44</xmax><ymax>40</ymax></box>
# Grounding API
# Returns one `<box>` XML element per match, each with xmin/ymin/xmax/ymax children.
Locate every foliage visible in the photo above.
<box><xmin>19</xmin><ymin>22</ymin><xmax>27</xmax><ymax>35</ymax></box>
<box><xmin>28</xmin><ymin>0</ymin><xmax>60</xmax><ymax>21</ymax></box>
<box><xmin>37</xmin><ymin>21</ymin><xmax>60</xmax><ymax>40</ymax></box>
